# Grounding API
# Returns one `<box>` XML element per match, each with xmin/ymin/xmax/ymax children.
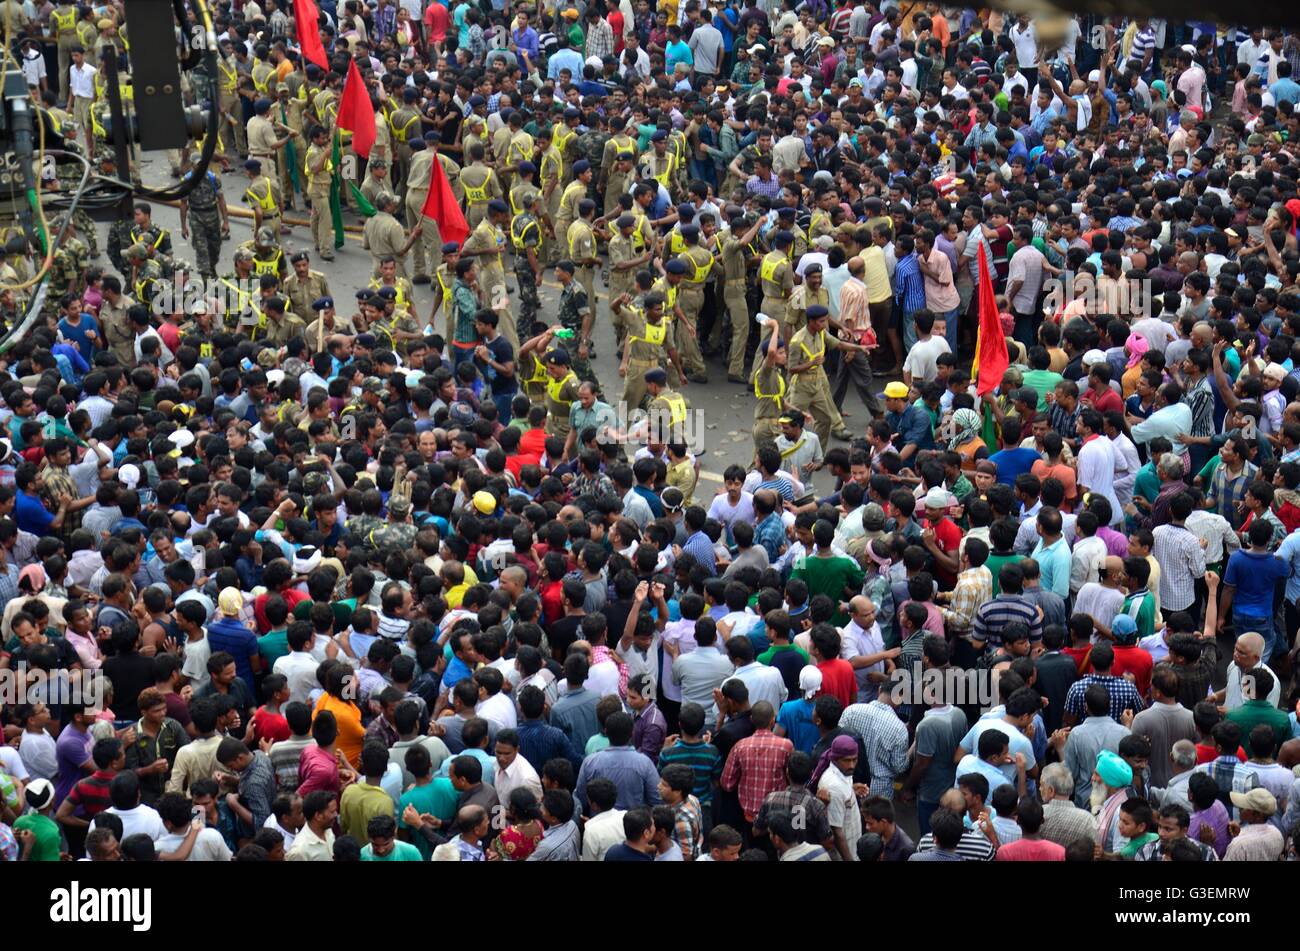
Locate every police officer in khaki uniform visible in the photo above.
<box><xmin>755</xmin><ymin>229</ymin><xmax>796</xmax><ymax>376</ymax></box>
<box><xmin>460</xmin><ymin>143</ymin><xmax>502</xmax><ymax>230</ymax></box>
<box><xmin>674</xmin><ymin>223</ymin><xmax>714</xmax><ymax>384</ymax></box>
<box><xmin>283</xmin><ymin>251</ymin><xmax>331</xmax><ymax>322</ymax></box>
<box><xmin>613</xmin><ymin>291</ymin><xmax>684</xmax><ymax>411</ymax></box>
<box><xmin>543</xmin><ymin>349</ymin><xmax>583</xmax><ymax>439</ymax></box>
<box><xmin>719</xmin><ymin>211</ymin><xmax>764</xmax><ymax>382</ymax></box>
<box><xmin>643</xmin><ymin>367</ymin><xmax>691</xmax><ymax>446</ymax></box>
<box><xmin>787</xmin><ymin>305</ymin><xmax>863</xmax><ymax>447</ymax></box>
<box><xmin>607</xmin><ymin>214</ymin><xmax>652</xmax><ymax>350</ymax></box>
<box><xmin>362</xmin><ymin>192</ymin><xmax>422</xmax><ymax>279</ymax></box>
<box><xmin>552</xmin><ymin>160</ymin><xmax>593</xmax><ymax>266</ymax></box>
<box><xmin>303</xmin><ymin>125</ymin><xmax>335</xmax><ymax>260</ymax></box>
<box><xmin>461</xmin><ymin>199</ymin><xmax>512</xmax><ymax>346</ymax></box>
<box><xmin>751</xmin><ymin>333</ymin><xmax>789</xmax><ymax>453</ymax></box>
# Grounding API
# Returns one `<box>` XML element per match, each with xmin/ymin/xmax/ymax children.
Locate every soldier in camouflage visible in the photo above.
<box><xmin>368</xmin><ymin>495</ymin><xmax>418</xmax><ymax>551</ymax></box>
<box><xmin>125</xmin><ymin>243</ymin><xmax>165</xmax><ymax>308</ymax></box>
<box><xmin>48</xmin><ymin>150</ymin><xmax>99</xmax><ymax>258</ymax></box>
<box><xmin>554</xmin><ymin>259</ymin><xmax>600</xmax><ymax>394</ymax></box>
<box><xmin>510</xmin><ymin>190</ymin><xmax>544</xmax><ymax>343</ymax></box>
<box><xmin>178</xmin><ymin>151</ymin><xmax>230</xmax><ymax>280</ymax></box>
<box><xmin>44</xmin><ymin>216</ymin><xmax>89</xmax><ymax>316</ymax></box>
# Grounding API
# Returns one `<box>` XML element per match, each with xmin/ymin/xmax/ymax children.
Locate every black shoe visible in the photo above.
<box><xmin>727</xmin><ymin>374</ymin><xmax>747</xmax><ymax>384</ymax></box>
<box><xmin>688</xmin><ymin>373</ymin><xmax>709</xmax><ymax>384</ymax></box>
<box><xmin>412</xmin><ymin>275</ymin><xmax>431</xmax><ymax>285</ymax></box>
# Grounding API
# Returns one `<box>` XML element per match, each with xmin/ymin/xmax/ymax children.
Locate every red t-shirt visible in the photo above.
<box><xmin>1110</xmin><ymin>644</ymin><xmax>1153</xmax><ymax>699</ymax></box>
<box><xmin>607</xmin><ymin>10</ymin><xmax>625</xmax><ymax>52</ymax></box>
<box><xmin>817</xmin><ymin>659</ymin><xmax>857</xmax><ymax>708</ymax></box>
<box><xmin>1195</xmin><ymin>742</ymin><xmax>1247</xmax><ymax>764</ymax></box>
<box><xmin>519</xmin><ymin>427</ymin><xmax>547</xmax><ymax>459</ymax></box>
<box><xmin>925</xmin><ymin>516</ymin><xmax>962</xmax><ymax>586</ymax></box>
<box><xmin>996</xmin><ymin>838</ymin><xmax>1065</xmax><ymax>861</ymax></box>
<box><xmin>1063</xmin><ymin>645</ymin><xmax>1092</xmax><ymax>674</ymax></box>
<box><xmin>158</xmin><ymin>322</ymin><xmax>181</xmax><ymax>355</ymax></box>
<box><xmin>1082</xmin><ymin>386</ymin><xmax>1123</xmax><ymax>415</ymax></box>
<box><xmin>423</xmin><ymin>2</ymin><xmax>449</xmax><ymax>41</ymax></box>
<box><xmin>252</xmin><ymin>706</ymin><xmax>291</xmax><ymax>744</ymax></box>
<box><xmin>254</xmin><ymin>589</ymin><xmax>309</xmax><ymax>634</ymax></box>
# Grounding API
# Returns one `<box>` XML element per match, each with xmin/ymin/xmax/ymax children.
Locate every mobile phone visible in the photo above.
<box><xmin>191</xmin><ymin>805</ymin><xmax>205</xmax><ymax>827</ymax></box>
<box><xmin>193</xmin><ymin>548</ymin><xmax>206</xmax><ymax>573</ymax></box>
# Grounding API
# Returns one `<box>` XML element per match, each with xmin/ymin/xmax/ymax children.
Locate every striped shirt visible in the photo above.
<box><xmin>894</xmin><ymin>253</ymin><xmax>926</xmax><ymax>313</ymax></box>
<box><xmin>64</xmin><ymin>769</ymin><xmax>116</xmax><ymax>820</ymax></box>
<box><xmin>1151</xmin><ymin>522</ymin><xmax>1207</xmax><ymax>612</ymax></box>
<box><xmin>1185</xmin><ymin>376</ymin><xmax>1215</xmax><ymax>438</ymax></box>
<box><xmin>840</xmin><ymin>701</ymin><xmax>910</xmax><ymax>797</ymax></box>
<box><xmin>1130</xmin><ymin>28</ymin><xmax>1156</xmax><ymax>69</ymax></box>
<box><xmin>1040</xmin><ymin>797</ymin><xmax>1099</xmax><ymax>848</ymax></box>
<box><xmin>657</xmin><ymin>740</ymin><xmax>722</xmax><ymax>804</ymax></box>
<box><xmin>973</xmin><ymin>594</ymin><xmax>1043</xmax><ymax>648</ymax></box>
<box><xmin>915</xmin><ymin>828</ymin><xmax>996</xmax><ymax>860</ymax></box>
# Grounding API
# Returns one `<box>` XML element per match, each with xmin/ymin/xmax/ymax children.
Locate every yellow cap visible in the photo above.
<box><xmin>472</xmin><ymin>491</ymin><xmax>496</xmax><ymax>514</ymax></box>
<box><xmin>882</xmin><ymin>381</ymin><xmax>910</xmax><ymax>399</ymax></box>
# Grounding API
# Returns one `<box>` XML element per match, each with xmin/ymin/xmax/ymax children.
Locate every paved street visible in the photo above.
<box><xmin>86</xmin><ymin>152</ymin><xmax>890</xmax><ymax>496</ymax></box>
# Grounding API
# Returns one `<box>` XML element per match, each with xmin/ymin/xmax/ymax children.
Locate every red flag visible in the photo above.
<box><xmin>336</xmin><ymin>60</ymin><xmax>376</xmax><ymax>159</ymax></box>
<box><xmin>421</xmin><ymin>150</ymin><xmax>470</xmax><ymax>249</ymax></box>
<box><xmin>972</xmin><ymin>249</ymin><xmax>1008</xmax><ymax>397</ymax></box>
<box><xmin>293</xmin><ymin>0</ymin><xmax>329</xmax><ymax>70</ymax></box>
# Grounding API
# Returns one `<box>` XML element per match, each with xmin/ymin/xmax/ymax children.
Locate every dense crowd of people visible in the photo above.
<box><xmin>2</xmin><ymin>0</ymin><xmax>1300</xmax><ymax>863</ymax></box>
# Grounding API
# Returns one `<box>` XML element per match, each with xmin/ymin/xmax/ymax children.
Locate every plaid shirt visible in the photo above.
<box><xmin>894</xmin><ymin>253</ymin><xmax>926</xmax><ymax>313</ymax></box>
<box><xmin>720</xmin><ymin>729</ymin><xmax>794</xmax><ymax>820</ymax></box>
<box><xmin>1064</xmin><ymin>674</ymin><xmax>1145</xmax><ymax>723</ymax></box>
<box><xmin>671</xmin><ymin>794</ymin><xmax>704</xmax><ymax>860</ymax></box>
<box><xmin>746</xmin><ymin>174</ymin><xmax>783</xmax><ymax>200</ymax></box>
<box><xmin>1210</xmin><ymin>460</ymin><xmax>1258</xmax><ymax>531</ymax></box>
<box><xmin>1152</xmin><ymin>523</ymin><xmax>1207</xmax><ymax>612</ymax></box>
<box><xmin>584</xmin><ymin>17</ymin><xmax>614</xmax><ymax>60</ymax></box>
<box><xmin>1040</xmin><ymin>797</ymin><xmax>1099</xmax><ymax>849</ymax></box>
<box><xmin>1195</xmin><ymin>757</ymin><xmax>1260</xmax><ymax>809</ymax></box>
<box><xmin>682</xmin><ymin>530</ymin><xmax>718</xmax><ymax>576</ymax></box>
<box><xmin>755</xmin><ymin>513</ymin><xmax>786</xmax><ymax>562</ymax></box>
<box><xmin>941</xmin><ymin>565</ymin><xmax>992</xmax><ymax>634</ymax></box>
<box><xmin>840</xmin><ymin>701</ymin><xmax>910</xmax><ymax>797</ymax></box>
<box><xmin>753</xmin><ymin>785</ymin><xmax>832</xmax><ymax>843</ymax></box>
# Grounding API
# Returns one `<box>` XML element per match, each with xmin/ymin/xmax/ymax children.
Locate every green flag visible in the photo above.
<box><xmin>980</xmin><ymin>400</ymin><xmax>999</xmax><ymax>452</ymax></box>
<box><xmin>280</xmin><ymin>104</ymin><xmax>300</xmax><ymax>194</ymax></box>
<box><xmin>348</xmin><ymin>181</ymin><xmax>376</xmax><ymax>217</ymax></box>
<box><xmin>329</xmin><ymin>129</ymin><xmax>344</xmax><ymax>250</ymax></box>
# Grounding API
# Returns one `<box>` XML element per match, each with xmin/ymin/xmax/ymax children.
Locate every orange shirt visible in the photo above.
<box><xmin>1031</xmin><ymin>459</ymin><xmax>1078</xmax><ymax>510</ymax></box>
<box><xmin>314</xmin><ymin>692</ymin><xmax>366</xmax><ymax>769</ymax></box>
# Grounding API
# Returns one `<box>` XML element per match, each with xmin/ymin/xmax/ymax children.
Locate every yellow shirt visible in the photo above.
<box><xmin>859</xmin><ymin>245</ymin><xmax>892</xmax><ymax>303</ymax></box>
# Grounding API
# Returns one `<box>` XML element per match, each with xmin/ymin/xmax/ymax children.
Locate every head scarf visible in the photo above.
<box><xmin>18</xmin><ymin>563</ymin><xmax>46</xmax><ymax>593</ymax></box>
<box><xmin>1095</xmin><ymin>749</ymin><xmax>1133</xmax><ymax>790</ymax></box>
<box><xmin>810</xmin><ymin>734</ymin><xmax>860</xmax><ymax>790</ymax></box>
<box><xmin>1124</xmin><ymin>332</ymin><xmax>1150</xmax><ymax>369</ymax></box>
<box><xmin>948</xmin><ymin>408</ymin><xmax>983</xmax><ymax>450</ymax></box>
<box><xmin>1287</xmin><ymin>199</ymin><xmax>1300</xmax><ymax>238</ymax></box>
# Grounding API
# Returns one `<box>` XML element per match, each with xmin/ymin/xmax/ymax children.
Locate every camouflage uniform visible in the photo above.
<box><xmin>53</xmin><ymin>161</ymin><xmax>99</xmax><ymax>257</ymax></box>
<box><xmin>509</xmin><ymin>208</ymin><xmax>542</xmax><ymax>342</ymax></box>
<box><xmin>44</xmin><ymin>233</ymin><xmax>88</xmax><ymax>316</ymax></box>
<box><xmin>130</xmin><ymin>258</ymin><xmax>166</xmax><ymax>308</ymax></box>
<box><xmin>369</xmin><ymin>521</ymin><xmax>417</xmax><ymax>550</ymax></box>
<box><xmin>107</xmin><ymin>219</ymin><xmax>134</xmax><ymax>273</ymax></box>
<box><xmin>185</xmin><ymin>170</ymin><xmax>225</xmax><ymax>279</ymax></box>
<box><xmin>345</xmin><ymin>513</ymin><xmax>384</xmax><ymax>537</ymax></box>
<box><xmin>557</xmin><ymin>282</ymin><xmax>600</xmax><ymax>393</ymax></box>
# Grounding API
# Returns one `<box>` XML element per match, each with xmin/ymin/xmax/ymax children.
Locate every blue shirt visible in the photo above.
<box><xmin>633</xmin><ymin>485</ymin><xmax>665</xmax><ymax>518</ymax></box>
<box><xmin>57</xmin><ymin>313</ymin><xmax>100</xmax><ymax>363</ymax></box>
<box><xmin>776</xmin><ymin>698</ymin><xmax>819</xmax><ymax>753</ymax></box>
<box><xmin>887</xmin><ymin>404</ymin><xmax>934</xmax><ymax>454</ymax></box>
<box><xmin>205</xmin><ymin>617</ymin><xmax>260</xmax><ymax>694</ymax></box>
<box><xmin>547</xmin><ymin>47</ymin><xmax>584</xmax><ymax>80</ymax></box>
<box><xmin>894</xmin><ymin>253</ymin><xmax>926</xmax><ymax>312</ymax></box>
<box><xmin>516</xmin><ymin>717</ymin><xmax>582</xmax><ymax>773</ymax></box>
<box><xmin>440</xmin><ymin>655</ymin><xmax>473</xmax><ymax>692</ymax></box>
<box><xmin>1031</xmin><ymin>537</ymin><xmax>1072</xmax><ymax>600</ymax></box>
<box><xmin>575</xmin><ymin>745</ymin><xmax>664</xmax><ymax>810</ymax></box>
<box><xmin>15</xmin><ymin>490</ymin><xmax>53</xmax><ymax>535</ymax></box>
<box><xmin>682</xmin><ymin>530</ymin><xmax>717</xmax><ymax>575</ymax></box>
<box><xmin>988</xmin><ymin>446</ymin><xmax>1041</xmax><ymax>486</ymax></box>
<box><xmin>1223</xmin><ymin>549</ymin><xmax>1291</xmax><ymax>617</ymax></box>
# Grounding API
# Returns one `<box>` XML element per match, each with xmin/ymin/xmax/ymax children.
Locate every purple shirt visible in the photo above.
<box><xmin>1190</xmin><ymin>799</ymin><xmax>1230</xmax><ymax>858</ymax></box>
<box><xmin>1095</xmin><ymin>525</ymin><xmax>1130</xmax><ymax>558</ymax></box>
<box><xmin>632</xmin><ymin>701</ymin><xmax>668</xmax><ymax>761</ymax></box>
<box><xmin>54</xmin><ymin>724</ymin><xmax>93</xmax><ymax>806</ymax></box>
<box><xmin>513</xmin><ymin>26</ymin><xmax>539</xmax><ymax>70</ymax></box>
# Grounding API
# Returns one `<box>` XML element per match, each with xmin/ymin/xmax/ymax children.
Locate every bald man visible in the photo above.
<box><xmin>1075</xmin><ymin>556</ymin><xmax>1127</xmax><ymax>640</ymax></box>
<box><xmin>1216</xmin><ymin>632</ymin><xmax>1281</xmax><ymax>710</ymax></box>
<box><xmin>841</xmin><ymin>595</ymin><xmax>896</xmax><ymax>703</ymax></box>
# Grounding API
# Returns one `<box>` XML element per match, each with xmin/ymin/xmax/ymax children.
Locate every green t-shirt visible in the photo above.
<box><xmin>257</xmin><ymin>629</ymin><xmax>289</xmax><ymax>666</ymax></box>
<box><xmin>790</xmin><ymin>554</ymin><xmax>865</xmax><ymax>625</ymax></box>
<box><xmin>1134</xmin><ymin>463</ymin><xmax>1160</xmax><ymax>505</ymax></box>
<box><xmin>586</xmin><ymin>734</ymin><xmax>611</xmax><ymax>756</ymax></box>
<box><xmin>985</xmin><ymin>552</ymin><xmax>1021</xmax><ymax>597</ymax></box>
<box><xmin>1021</xmin><ymin>370</ymin><xmax>1064</xmax><ymax>411</ymax></box>
<box><xmin>757</xmin><ymin>643</ymin><xmax>810</xmax><ymax>667</ymax></box>
<box><xmin>398</xmin><ymin>779</ymin><xmax>459</xmax><ymax>861</ymax></box>
<box><xmin>1120</xmin><ymin>831</ymin><xmax>1158</xmax><ymax>858</ymax></box>
<box><xmin>362</xmin><ymin>840</ymin><xmax>424</xmax><ymax>861</ymax></box>
<box><xmin>1120</xmin><ymin>590</ymin><xmax>1157</xmax><ymax>641</ymax></box>
<box><xmin>14</xmin><ymin>812</ymin><xmax>62</xmax><ymax>861</ymax></box>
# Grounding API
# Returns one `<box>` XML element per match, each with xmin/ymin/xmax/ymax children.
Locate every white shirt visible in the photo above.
<box><xmin>68</xmin><ymin>61</ymin><xmax>96</xmax><ymax>98</ymax></box>
<box><xmin>495</xmin><ymin>755</ymin><xmax>543</xmax><ymax>804</ymax></box>
<box><xmin>476</xmin><ymin>691</ymin><xmax>518</xmax><ymax>731</ymax></box>
<box><xmin>724</xmin><ymin>661</ymin><xmax>788</xmax><ymax>712</ymax></box>
<box><xmin>18</xmin><ymin>729</ymin><xmax>57</xmax><ymax>781</ymax></box>
<box><xmin>1010</xmin><ymin>22</ymin><xmax>1037</xmax><ymax>67</ymax></box>
<box><xmin>580</xmin><ymin>809</ymin><xmax>627</xmax><ymax>861</ymax></box>
<box><xmin>21</xmin><ymin>48</ymin><xmax>45</xmax><ymax>88</ymax></box>
<box><xmin>1224</xmin><ymin>661</ymin><xmax>1282</xmax><ymax>710</ymax></box>
<box><xmin>93</xmin><ymin>804</ymin><xmax>167</xmax><ymax>843</ymax></box>
<box><xmin>841</xmin><ymin>620</ymin><xmax>885</xmax><ymax>701</ymax></box>
<box><xmin>902</xmin><ymin>335</ymin><xmax>952</xmax><ymax>383</ymax></box>
<box><xmin>1077</xmin><ymin>435</ymin><xmax>1121</xmax><ymax>524</ymax></box>
<box><xmin>157</xmin><ymin>827</ymin><xmax>233</xmax><ymax>861</ymax></box>
<box><xmin>274</xmin><ymin>650</ymin><xmax>321</xmax><ymax>704</ymax></box>
<box><xmin>818</xmin><ymin>763</ymin><xmax>862</xmax><ymax>857</ymax></box>
<box><xmin>584</xmin><ymin>659</ymin><xmax>621</xmax><ymax>698</ymax></box>
<box><xmin>263</xmin><ymin>813</ymin><xmax>297</xmax><ymax>850</ymax></box>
